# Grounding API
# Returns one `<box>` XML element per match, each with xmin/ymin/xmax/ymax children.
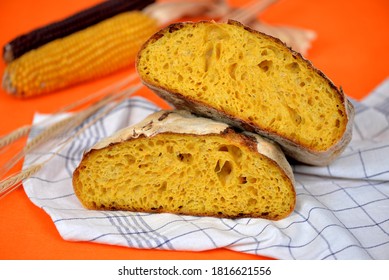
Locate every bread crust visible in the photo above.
<box><xmin>85</xmin><ymin>110</ymin><xmax>294</xmax><ymax>182</ymax></box>
<box><xmin>136</xmin><ymin>20</ymin><xmax>354</xmax><ymax>166</ymax></box>
<box><xmin>73</xmin><ymin>110</ymin><xmax>296</xmax><ymax>219</ymax></box>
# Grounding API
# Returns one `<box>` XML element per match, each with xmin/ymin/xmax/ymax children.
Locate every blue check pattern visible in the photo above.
<box><xmin>23</xmin><ymin>78</ymin><xmax>389</xmax><ymax>259</ymax></box>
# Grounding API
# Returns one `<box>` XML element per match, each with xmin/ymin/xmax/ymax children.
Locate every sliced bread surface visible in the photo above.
<box><xmin>73</xmin><ymin>110</ymin><xmax>296</xmax><ymax>220</ymax></box>
<box><xmin>136</xmin><ymin>20</ymin><xmax>354</xmax><ymax>165</ymax></box>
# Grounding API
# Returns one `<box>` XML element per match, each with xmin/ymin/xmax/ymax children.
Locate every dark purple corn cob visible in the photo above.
<box><xmin>3</xmin><ymin>0</ymin><xmax>155</xmax><ymax>62</ymax></box>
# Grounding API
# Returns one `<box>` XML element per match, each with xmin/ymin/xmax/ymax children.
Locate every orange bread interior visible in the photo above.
<box><xmin>73</xmin><ymin>127</ymin><xmax>295</xmax><ymax>220</ymax></box>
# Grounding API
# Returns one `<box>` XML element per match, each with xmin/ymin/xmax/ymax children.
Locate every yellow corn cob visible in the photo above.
<box><xmin>2</xmin><ymin>11</ymin><xmax>158</xmax><ymax>98</ymax></box>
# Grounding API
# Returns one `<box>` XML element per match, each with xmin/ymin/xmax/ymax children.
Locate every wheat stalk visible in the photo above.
<box><xmin>0</xmin><ymin>163</ymin><xmax>44</xmax><ymax>199</ymax></box>
<box><xmin>0</xmin><ymin>72</ymin><xmax>139</xmax><ymax>151</ymax></box>
<box><xmin>0</xmin><ymin>83</ymin><xmax>142</xmax><ymax>199</ymax></box>
<box><xmin>220</xmin><ymin>0</ymin><xmax>277</xmax><ymax>23</ymax></box>
<box><xmin>56</xmin><ymin>72</ymin><xmax>139</xmax><ymax>113</ymax></box>
<box><xmin>0</xmin><ymin>125</ymin><xmax>31</xmax><ymax>150</ymax></box>
<box><xmin>0</xmin><ymin>96</ymin><xmax>104</xmax><ymax>178</ymax></box>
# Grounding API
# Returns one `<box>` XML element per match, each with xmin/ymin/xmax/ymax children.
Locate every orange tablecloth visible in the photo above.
<box><xmin>0</xmin><ymin>0</ymin><xmax>388</xmax><ymax>260</ymax></box>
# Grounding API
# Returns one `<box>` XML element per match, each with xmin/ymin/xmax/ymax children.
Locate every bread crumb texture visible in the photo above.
<box><xmin>73</xmin><ymin>132</ymin><xmax>295</xmax><ymax>220</ymax></box>
<box><xmin>137</xmin><ymin>21</ymin><xmax>348</xmax><ymax>152</ymax></box>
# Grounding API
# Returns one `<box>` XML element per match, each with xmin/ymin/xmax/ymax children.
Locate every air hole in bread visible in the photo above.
<box><xmin>335</xmin><ymin>119</ymin><xmax>340</xmax><ymax>128</ymax></box>
<box><xmin>239</xmin><ymin>176</ymin><xmax>247</xmax><ymax>184</ymax></box>
<box><xmin>286</xmin><ymin>105</ymin><xmax>302</xmax><ymax>125</ymax></box>
<box><xmin>248</xmin><ymin>198</ymin><xmax>257</xmax><ymax>206</ymax></box>
<box><xmin>215</xmin><ymin>42</ymin><xmax>222</xmax><ymax>60</ymax></box>
<box><xmin>177</xmin><ymin>153</ymin><xmax>193</xmax><ymax>163</ymax></box>
<box><xmin>286</xmin><ymin>62</ymin><xmax>300</xmax><ymax>73</ymax></box>
<box><xmin>228</xmin><ymin>63</ymin><xmax>238</xmax><ymax>80</ymax></box>
<box><xmin>214</xmin><ymin>160</ymin><xmax>233</xmax><ymax>186</ymax></box>
<box><xmin>158</xmin><ymin>182</ymin><xmax>167</xmax><ymax>193</ymax></box>
<box><xmin>125</xmin><ymin>155</ymin><xmax>136</xmax><ymax>164</ymax></box>
<box><xmin>258</xmin><ymin>59</ymin><xmax>273</xmax><ymax>72</ymax></box>
<box><xmin>218</xmin><ymin>145</ymin><xmax>242</xmax><ymax>163</ymax></box>
<box><xmin>166</xmin><ymin>145</ymin><xmax>173</xmax><ymax>153</ymax></box>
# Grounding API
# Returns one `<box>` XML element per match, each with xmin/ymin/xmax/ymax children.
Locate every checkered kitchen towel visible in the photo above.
<box><xmin>23</xmin><ymin>78</ymin><xmax>389</xmax><ymax>260</ymax></box>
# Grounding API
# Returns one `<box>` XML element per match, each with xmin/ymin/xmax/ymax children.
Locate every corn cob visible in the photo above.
<box><xmin>2</xmin><ymin>11</ymin><xmax>158</xmax><ymax>98</ymax></box>
<box><xmin>3</xmin><ymin>0</ymin><xmax>155</xmax><ymax>63</ymax></box>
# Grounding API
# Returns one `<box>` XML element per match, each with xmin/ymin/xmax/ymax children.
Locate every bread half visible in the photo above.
<box><xmin>73</xmin><ymin>110</ymin><xmax>296</xmax><ymax>220</ymax></box>
<box><xmin>136</xmin><ymin>20</ymin><xmax>354</xmax><ymax>165</ymax></box>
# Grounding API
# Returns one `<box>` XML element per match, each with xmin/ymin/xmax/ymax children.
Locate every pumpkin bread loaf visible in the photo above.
<box><xmin>73</xmin><ymin>110</ymin><xmax>296</xmax><ymax>220</ymax></box>
<box><xmin>136</xmin><ymin>20</ymin><xmax>354</xmax><ymax>165</ymax></box>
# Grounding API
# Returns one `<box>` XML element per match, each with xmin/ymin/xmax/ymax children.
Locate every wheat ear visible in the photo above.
<box><xmin>0</xmin><ymin>72</ymin><xmax>138</xmax><ymax>151</ymax></box>
<box><xmin>0</xmin><ymin>83</ymin><xmax>142</xmax><ymax>199</ymax></box>
<box><xmin>220</xmin><ymin>0</ymin><xmax>277</xmax><ymax>23</ymax></box>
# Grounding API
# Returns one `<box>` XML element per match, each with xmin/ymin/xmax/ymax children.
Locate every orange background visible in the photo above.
<box><xmin>0</xmin><ymin>0</ymin><xmax>388</xmax><ymax>260</ymax></box>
